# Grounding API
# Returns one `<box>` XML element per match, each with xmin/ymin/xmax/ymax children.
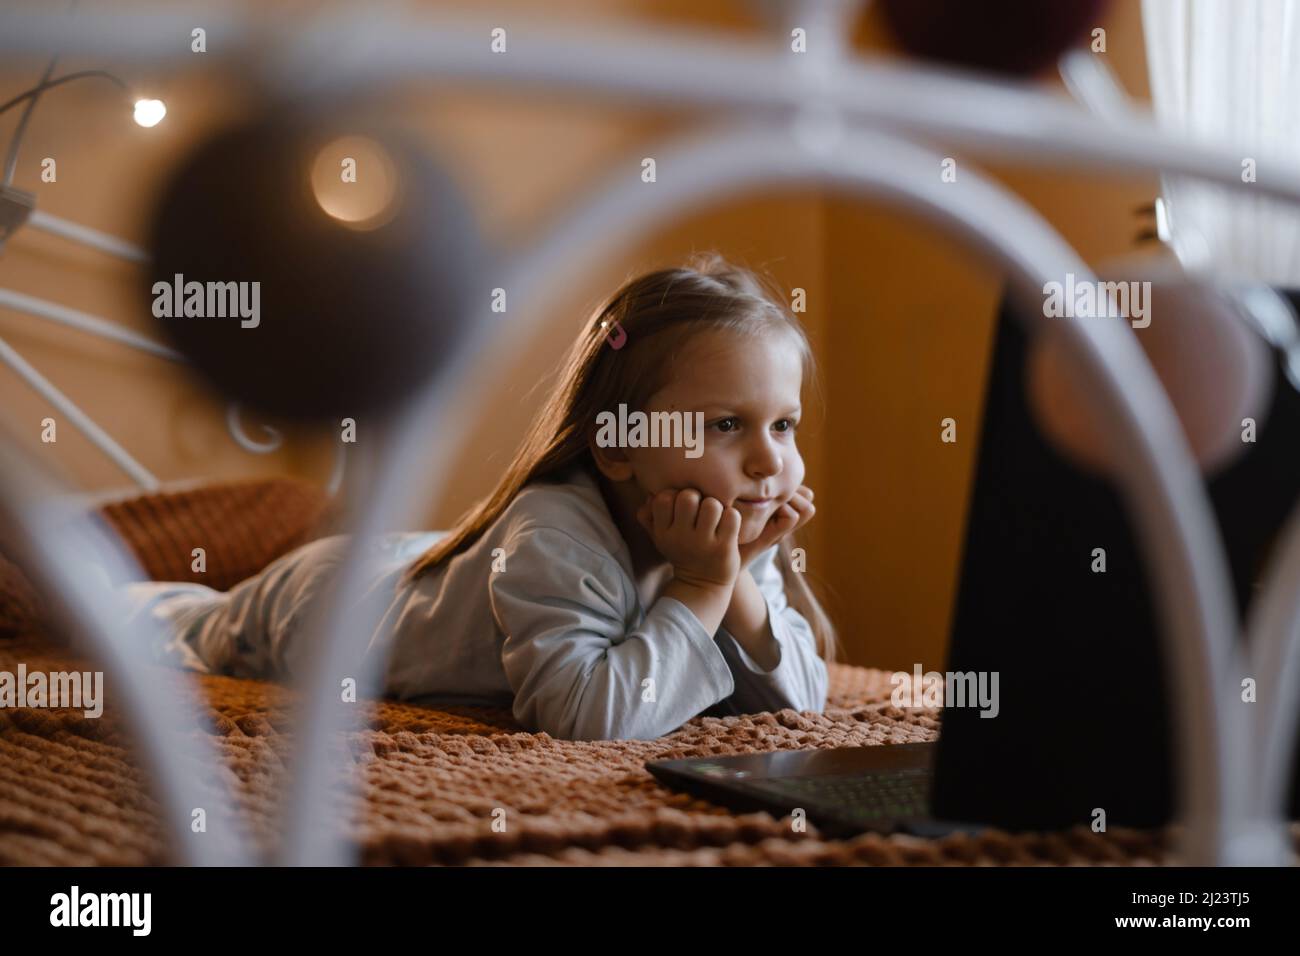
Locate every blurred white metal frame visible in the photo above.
<box><xmin>0</xmin><ymin>1</ymin><xmax>1295</xmax><ymax>868</ymax></box>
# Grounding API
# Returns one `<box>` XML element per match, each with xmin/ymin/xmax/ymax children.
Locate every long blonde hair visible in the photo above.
<box><xmin>400</xmin><ymin>252</ymin><xmax>840</xmax><ymax>663</ymax></box>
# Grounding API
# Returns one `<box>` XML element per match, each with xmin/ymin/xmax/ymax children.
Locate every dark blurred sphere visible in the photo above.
<box><xmin>145</xmin><ymin>108</ymin><xmax>484</xmax><ymax>422</ymax></box>
<box><xmin>879</xmin><ymin>0</ymin><xmax>1111</xmax><ymax>77</ymax></box>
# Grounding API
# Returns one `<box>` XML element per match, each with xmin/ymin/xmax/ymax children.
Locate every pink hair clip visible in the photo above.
<box><xmin>600</xmin><ymin>319</ymin><xmax>627</xmax><ymax>350</ymax></box>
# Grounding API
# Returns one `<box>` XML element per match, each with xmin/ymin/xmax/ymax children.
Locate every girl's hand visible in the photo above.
<box><xmin>737</xmin><ymin>485</ymin><xmax>815</xmax><ymax>569</ymax></box>
<box><xmin>636</xmin><ymin>488</ymin><xmax>741</xmax><ymax>590</ymax></box>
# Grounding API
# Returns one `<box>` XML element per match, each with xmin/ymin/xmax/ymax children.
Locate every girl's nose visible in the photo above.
<box><xmin>746</xmin><ymin>435</ymin><xmax>783</xmax><ymax>479</ymax></box>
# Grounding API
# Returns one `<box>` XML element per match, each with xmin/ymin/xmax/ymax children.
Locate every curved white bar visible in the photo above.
<box><xmin>325</xmin><ymin>440</ymin><xmax>347</xmax><ymax>498</ymax></box>
<box><xmin>27</xmin><ymin>210</ymin><xmax>150</xmax><ymax>264</ymax></box>
<box><xmin>4</xmin><ymin>6</ymin><xmax>1300</xmax><ymax>205</ymax></box>
<box><xmin>1246</xmin><ymin>499</ymin><xmax>1300</xmax><ymax>842</ymax></box>
<box><xmin>276</xmin><ymin>120</ymin><xmax>1248</xmax><ymax>866</ymax></box>
<box><xmin>272</xmin><ymin>13</ymin><xmax>1300</xmax><ymax>208</ymax></box>
<box><xmin>224</xmin><ymin>403</ymin><xmax>283</xmax><ymax>454</ymax></box>
<box><xmin>0</xmin><ymin>287</ymin><xmax>180</xmax><ymax>361</ymax></box>
<box><xmin>0</xmin><ymin>444</ymin><xmax>255</xmax><ymax>865</ymax></box>
<box><xmin>0</xmin><ymin>332</ymin><xmax>159</xmax><ymax>490</ymax></box>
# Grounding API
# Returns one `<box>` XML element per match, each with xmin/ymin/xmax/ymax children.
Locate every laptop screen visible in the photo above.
<box><xmin>930</xmin><ymin>290</ymin><xmax>1300</xmax><ymax>831</ymax></box>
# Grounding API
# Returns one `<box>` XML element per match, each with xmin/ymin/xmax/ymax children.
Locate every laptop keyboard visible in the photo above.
<box><xmin>742</xmin><ymin>767</ymin><xmax>931</xmax><ymax>821</ymax></box>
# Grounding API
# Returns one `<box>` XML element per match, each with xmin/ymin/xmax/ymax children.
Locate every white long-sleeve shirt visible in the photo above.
<box><xmin>368</xmin><ymin>464</ymin><xmax>828</xmax><ymax>741</ymax></box>
<box><xmin>124</xmin><ymin>463</ymin><xmax>829</xmax><ymax>742</ymax></box>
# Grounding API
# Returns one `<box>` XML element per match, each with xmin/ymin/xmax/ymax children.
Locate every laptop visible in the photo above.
<box><xmin>647</xmin><ymin>741</ymin><xmax>961</xmax><ymax>839</ymax></box>
<box><xmin>647</xmin><ymin>288</ymin><xmax>1300</xmax><ymax>838</ymax></box>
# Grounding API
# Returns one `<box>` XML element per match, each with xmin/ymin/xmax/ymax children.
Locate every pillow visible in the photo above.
<box><xmin>0</xmin><ymin>476</ymin><xmax>339</xmax><ymax>639</ymax></box>
<box><xmin>99</xmin><ymin>476</ymin><xmax>337</xmax><ymax>591</ymax></box>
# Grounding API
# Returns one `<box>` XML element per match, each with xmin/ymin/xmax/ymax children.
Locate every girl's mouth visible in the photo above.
<box><xmin>735</xmin><ymin>497</ymin><xmax>772</xmax><ymax>507</ymax></box>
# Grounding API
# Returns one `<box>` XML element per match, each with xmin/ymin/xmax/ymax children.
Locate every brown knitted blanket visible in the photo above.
<box><xmin>7</xmin><ymin>630</ymin><xmax>1282</xmax><ymax>867</ymax></box>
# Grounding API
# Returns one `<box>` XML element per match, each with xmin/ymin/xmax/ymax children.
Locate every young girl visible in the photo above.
<box><xmin>125</xmin><ymin>254</ymin><xmax>838</xmax><ymax>741</ymax></box>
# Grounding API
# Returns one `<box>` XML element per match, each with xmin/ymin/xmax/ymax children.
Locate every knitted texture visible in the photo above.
<box><xmin>6</xmin><ymin>632</ymin><xmax>1287</xmax><ymax>866</ymax></box>
<box><xmin>99</xmin><ymin>477</ymin><xmax>336</xmax><ymax>591</ymax></box>
<box><xmin>0</xmin><ymin>554</ymin><xmax>44</xmax><ymax>640</ymax></box>
<box><xmin>0</xmin><ymin>478</ymin><xmax>337</xmax><ymax>639</ymax></box>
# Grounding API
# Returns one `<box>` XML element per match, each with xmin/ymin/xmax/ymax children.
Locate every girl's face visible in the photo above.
<box><xmin>623</xmin><ymin>327</ymin><xmax>806</xmax><ymax>545</ymax></box>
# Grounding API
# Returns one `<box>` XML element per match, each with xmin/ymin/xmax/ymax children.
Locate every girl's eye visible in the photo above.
<box><xmin>711</xmin><ymin>417</ymin><xmax>798</xmax><ymax>433</ymax></box>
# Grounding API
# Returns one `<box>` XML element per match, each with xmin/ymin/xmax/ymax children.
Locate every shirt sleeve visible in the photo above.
<box><xmin>709</xmin><ymin>544</ymin><xmax>829</xmax><ymax>717</ymax></box>
<box><xmin>490</xmin><ymin>525</ymin><xmax>736</xmax><ymax>741</ymax></box>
